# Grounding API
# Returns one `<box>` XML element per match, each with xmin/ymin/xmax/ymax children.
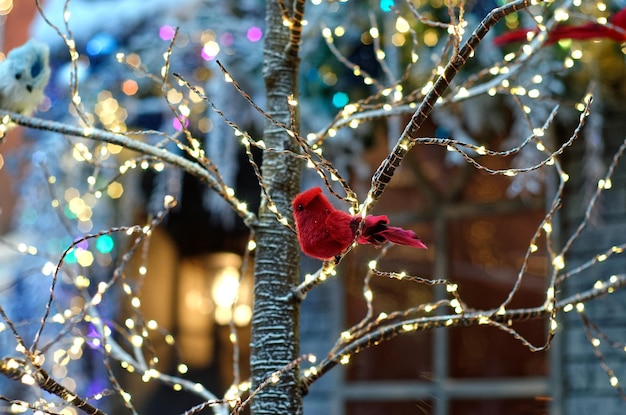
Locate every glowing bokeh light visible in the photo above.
<box><xmin>220</xmin><ymin>32</ymin><xmax>234</xmax><ymax>47</ymax></box>
<box><xmin>380</xmin><ymin>0</ymin><xmax>393</xmax><ymax>12</ymax></box>
<box><xmin>0</xmin><ymin>0</ymin><xmax>12</xmax><ymax>16</ymax></box>
<box><xmin>332</xmin><ymin>91</ymin><xmax>349</xmax><ymax>108</ymax></box>
<box><xmin>159</xmin><ymin>25</ymin><xmax>176</xmax><ymax>41</ymax></box>
<box><xmin>96</xmin><ymin>235</ymin><xmax>115</xmax><ymax>254</ymax></box>
<box><xmin>201</xmin><ymin>41</ymin><xmax>220</xmax><ymax>61</ymax></box>
<box><xmin>173</xmin><ymin>117</ymin><xmax>189</xmax><ymax>131</ymax></box>
<box><xmin>247</xmin><ymin>26</ymin><xmax>263</xmax><ymax>42</ymax></box>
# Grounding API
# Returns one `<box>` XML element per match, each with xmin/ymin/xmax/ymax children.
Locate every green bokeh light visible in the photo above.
<box><xmin>96</xmin><ymin>235</ymin><xmax>115</xmax><ymax>254</ymax></box>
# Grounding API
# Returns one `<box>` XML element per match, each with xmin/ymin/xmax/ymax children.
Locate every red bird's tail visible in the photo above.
<box><xmin>379</xmin><ymin>225</ymin><xmax>428</xmax><ymax>249</ymax></box>
<box><xmin>355</xmin><ymin>215</ymin><xmax>427</xmax><ymax>250</ymax></box>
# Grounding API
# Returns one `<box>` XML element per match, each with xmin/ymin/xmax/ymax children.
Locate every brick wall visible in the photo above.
<box><xmin>560</xmin><ymin>103</ymin><xmax>626</xmax><ymax>414</ymax></box>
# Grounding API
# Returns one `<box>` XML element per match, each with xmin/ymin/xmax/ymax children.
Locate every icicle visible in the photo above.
<box><xmin>578</xmin><ymin>104</ymin><xmax>605</xmax><ymax>225</ymax></box>
<box><xmin>432</xmin><ymin>106</ymin><xmax>477</xmax><ymax>166</ymax></box>
<box><xmin>148</xmin><ymin>166</ymin><xmax>183</xmax><ymax>217</ymax></box>
<box><xmin>204</xmin><ymin>76</ymin><xmax>239</xmax><ymax>230</ymax></box>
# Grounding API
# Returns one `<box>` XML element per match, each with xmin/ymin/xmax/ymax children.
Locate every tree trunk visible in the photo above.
<box><xmin>250</xmin><ymin>0</ymin><xmax>303</xmax><ymax>414</ymax></box>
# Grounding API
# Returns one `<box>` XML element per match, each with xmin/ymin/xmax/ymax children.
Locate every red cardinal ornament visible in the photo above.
<box><xmin>292</xmin><ymin>187</ymin><xmax>427</xmax><ymax>260</ymax></box>
<box><xmin>494</xmin><ymin>7</ymin><xmax>626</xmax><ymax>46</ymax></box>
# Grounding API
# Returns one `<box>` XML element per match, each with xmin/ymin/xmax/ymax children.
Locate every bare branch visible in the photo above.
<box><xmin>0</xmin><ymin>111</ymin><xmax>257</xmax><ymax>226</ymax></box>
<box><xmin>301</xmin><ymin>274</ymin><xmax>626</xmax><ymax>390</ymax></box>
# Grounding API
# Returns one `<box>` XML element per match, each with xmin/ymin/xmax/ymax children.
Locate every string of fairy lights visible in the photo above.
<box><xmin>0</xmin><ymin>0</ymin><xmax>626</xmax><ymax>413</ymax></box>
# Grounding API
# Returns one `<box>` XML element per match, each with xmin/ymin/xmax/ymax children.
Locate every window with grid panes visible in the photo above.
<box><xmin>339</xmin><ymin>128</ymin><xmax>551</xmax><ymax>415</ymax></box>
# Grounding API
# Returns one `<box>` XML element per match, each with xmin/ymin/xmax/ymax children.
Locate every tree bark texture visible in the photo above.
<box><xmin>250</xmin><ymin>1</ymin><xmax>303</xmax><ymax>414</ymax></box>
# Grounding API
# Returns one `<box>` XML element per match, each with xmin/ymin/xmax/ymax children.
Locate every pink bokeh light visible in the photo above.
<box><xmin>173</xmin><ymin>117</ymin><xmax>189</xmax><ymax>131</ymax></box>
<box><xmin>159</xmin><ymin>25</ymin><xmax>176</xmax><ymax>41</ymax></box>
<box><xmin>247</xmin><ymin>26</ymin><xmax>263</xmax><ymax>42</ymax></box>
<box><xmin>220</xmin><ymin>32</ymin><xmax>234</xmax><ymax>47</ymax></box>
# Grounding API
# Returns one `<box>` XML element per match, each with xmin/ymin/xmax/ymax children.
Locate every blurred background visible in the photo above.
<box><xmin>0</xmin><ymin>1</ymin><xmax>625</xmax><ymax>414</ymax></box>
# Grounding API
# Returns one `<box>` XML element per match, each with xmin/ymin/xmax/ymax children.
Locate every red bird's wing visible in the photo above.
<box><xmin>493</xmin><ymin>28</ymin><xmax>535</xmax><ymax>46</ymax></box>
<box><xmin>495</xmin><ymin>7</ymin><xmax>626</xmax><ymax>46</ymax></box>
<box><xmin>325</xmin><ymin>209</ymin><xmax>356</xmax><ymax>248</ymax></box>
<box><xmin>550</xmin><ymin>24</ymin><xmax>625</xmax><ymax>42</ymax></box>
<box><xmin>357</xmin><ymin>215</ymin><xmax>390</xmax><ymax>246</ymax></box>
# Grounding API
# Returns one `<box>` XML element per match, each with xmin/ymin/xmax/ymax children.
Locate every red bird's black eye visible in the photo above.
<box><xmin>297</xmin><ymin>204</ymin><xmax>303</xmax><ymax>211</ymax></box>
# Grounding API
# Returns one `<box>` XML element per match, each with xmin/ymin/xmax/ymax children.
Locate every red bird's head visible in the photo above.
<box><xmin>292</xmin><ymin>186</ymin><xmax>324</xmax><ymax>212</ymax></box>
<box><xmin>292</xmin><ymin>186</ymin><xmax>336</xmax><ymax>219</ymax></box>
<box><xmin>292</xmin><ymin>186</ymin><xmax>335</xmax><ymax>228</ymax></box>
